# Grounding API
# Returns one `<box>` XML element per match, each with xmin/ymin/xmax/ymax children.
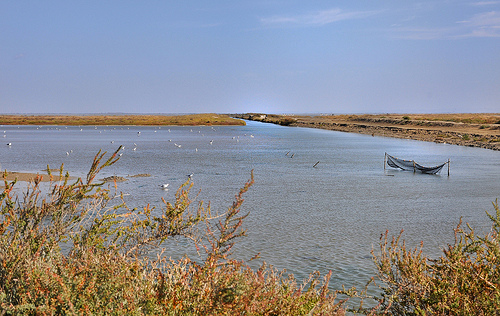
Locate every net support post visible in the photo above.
<box><xmin>384</xmin><ymin>152</ymin><xmax>386</xmax><ymax>170</ymax></box>
<box><xmin>448</xmin><ymin>159</ymin><xmax>450</xmax><ymax>176</ymax></box>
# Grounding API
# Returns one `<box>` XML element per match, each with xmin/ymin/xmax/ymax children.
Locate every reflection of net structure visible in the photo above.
<box><xmin>385</xmin><ymin>153</ymin><xmax>449</xmax><ymax>175</ymax></box>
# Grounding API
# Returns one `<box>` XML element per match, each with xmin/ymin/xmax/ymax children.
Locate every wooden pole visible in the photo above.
<box><xmin>413</xmin><ymin>161</ymin><xmax>416</xmax><ymax>173</ymax></box>
<box><xmin>448</xmin><ymin>159</ymin><xmax>450</xmax><ymax>176</ymax></box>
<box><xmin>384</xmin><ymin>153</ymin><xmax>386</xmax><ymax>170</ymax></box>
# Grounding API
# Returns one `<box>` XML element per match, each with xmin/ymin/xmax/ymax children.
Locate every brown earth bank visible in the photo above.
<box><xmin>0</xmin><ymin>114</ymin><xmax>245</xmax><ymax>126</ymax></box>
<box><xmin>1</xmin><ymin>172</ymin><xmax>151</xmax><ymax>187</ymax></box>
<box><xmin>232</xmin><ymin>113</ymin><xmax>500</xmax><ymax>151</ymax></box>
<box><xmin>2</xmin><ymin>171</ymin><xmax>76</xmax><ymax>183</ymax></box>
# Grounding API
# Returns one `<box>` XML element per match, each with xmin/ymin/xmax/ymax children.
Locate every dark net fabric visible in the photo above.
<box><xmin>386</xmin><ymin>154</ymin><xmax>447</xmax><ymax>175</ymax></box>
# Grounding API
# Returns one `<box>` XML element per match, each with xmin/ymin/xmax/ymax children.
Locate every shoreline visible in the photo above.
<box><xmin>1</xmin><ymin>171</ymin><xmax>77</xmax><ymax>184</ymax></box>
<box><xmin>1</xmin><ymin>112</ymin><xmax>498</xmax><ymax>151</ymax></box>
<box><xmin>0</xmin><ymin>113</ymin><xmax>245</xmax><ymax>126</ymax></box>
<box><xmin>1</xmin><ymin>172</ymin><xmax>152</xmax><ymax>188</ymax></box>
<box><xmin>233</xmin><ymin>113</ymin><xmax>500</xmax><ymax>151</ymax></box>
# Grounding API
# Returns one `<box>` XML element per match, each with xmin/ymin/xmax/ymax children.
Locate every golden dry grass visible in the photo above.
<box><xmin>0</xmin><ymin>114</ymin><xmax>245</xmax><ymax>126</ymax></box>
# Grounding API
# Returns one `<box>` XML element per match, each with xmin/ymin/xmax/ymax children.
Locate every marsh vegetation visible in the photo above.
<box><xmin>1</xmin><ymin>149</ymin><xmax>499</xmax><ymax>314</ymax></box>
<box><xmin>0</xmin><ymin>114</ymin><xmax>245</xmax><ymax>126</ymax></box>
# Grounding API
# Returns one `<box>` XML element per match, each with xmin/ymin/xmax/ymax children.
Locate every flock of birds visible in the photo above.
<box><xmin>2</xmin><ymin>125</ymin><xmax>322</xmax><ymax>195</ymax></box>
<box><xmin>3</xmin><ymin>130</ymin><xmax>10</xmax><ymax>146</ymax></box>
<box><xmin>2</xmin><ymin>125</ymin><xmax>258</xmax><ymax>192</ymax></box>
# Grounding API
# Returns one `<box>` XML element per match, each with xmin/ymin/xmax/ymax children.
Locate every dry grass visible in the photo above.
<box><xmin>400</xmin><ymin>113</ymin><xmax>500</xmax><ymax>124</ymax></box>
<box><xmin>0</xmin><ymin>114</ymin><xmax>245</xmax><ymax>126</ymax></box>
<box><xmin>316</xmin><ymin>113</ymin><xmax>500</xmax><ymax>125</ymax></box>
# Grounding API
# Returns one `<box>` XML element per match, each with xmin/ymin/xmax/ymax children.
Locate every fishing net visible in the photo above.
<box><xmin>385</xmin><ymin>153</ymin><xmax>448</xmax><ymax>174</ymax></box>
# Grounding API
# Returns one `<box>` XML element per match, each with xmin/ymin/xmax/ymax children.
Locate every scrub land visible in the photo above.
<box><xmin>234</xmin><ymin>113</ymin><xmax>500</xmax><ymax>151</ymax></box>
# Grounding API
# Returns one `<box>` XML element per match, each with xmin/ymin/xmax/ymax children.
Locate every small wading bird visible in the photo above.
<box><xmin>159</xmin><ymin>184</ymin><xmax>169</xmax><ymax>189</ymax></box>
<box><xmin>187</xmin><ymin>173</ymin><xmax>193</xmax><ymax>179</ymax></box>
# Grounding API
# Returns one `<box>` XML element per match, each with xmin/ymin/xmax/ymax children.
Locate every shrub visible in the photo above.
<box><xmin>0</xmin><ymin>148</ymin><xmax>348</xmax><ymax>315</ymax></box>
<box><xmin>372</xmin><ymin>200</ymin><xmax>500</xmax><ymax>315</ymax></box>
<box><xmin>279</xmin><ymin>118</ymin><xmax>297</xmax><ymax>126</ymax></box>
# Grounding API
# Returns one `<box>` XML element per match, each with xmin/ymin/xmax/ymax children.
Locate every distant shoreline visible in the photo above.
<box><xmin>2</xmin><ymin>112</ymin><xmax>499</xmax><ymax>151</ymax></box>
<box><xmin>0</xmin><ymin>113</ymin><xmax>245</xmax><ymax>126</ymax></box>
<box><xmin>233</xmin><ymin>113</ymin><xmax>500</xmax><ymax>151</ymax></box>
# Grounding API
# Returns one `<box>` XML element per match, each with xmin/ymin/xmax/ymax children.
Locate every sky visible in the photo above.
<box><xmin>1</xmin><ymin>1</ymin><xmax>499</xmax><ymax>114</ymax></box>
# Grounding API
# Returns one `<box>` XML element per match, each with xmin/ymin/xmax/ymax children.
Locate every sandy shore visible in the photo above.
<box><xmin>0</xmin><ymin>172</ymin><xmax>153</xmax><ymax>189</ymax></box>
<box><xmin>1</xmin><ymin>171</ymin><xmax>76</xmax><ymax>184</ymax></box>
<box><xmin>234</xmin><ymin>113</ymin><xmax>500</xmax><ymax>151</ymax></box>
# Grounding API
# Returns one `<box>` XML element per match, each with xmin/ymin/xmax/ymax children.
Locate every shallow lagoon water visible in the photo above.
<box><xmin>1</xmin><ymin>120</ymin><xmax>499</xmax><ymax>292</ymax></box>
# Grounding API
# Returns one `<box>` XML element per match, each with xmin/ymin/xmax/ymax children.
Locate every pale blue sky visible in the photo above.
<box><xmin>1</xmin><ymin>1</ymin><xmax>499</xmax><ymax>114</ymax></box>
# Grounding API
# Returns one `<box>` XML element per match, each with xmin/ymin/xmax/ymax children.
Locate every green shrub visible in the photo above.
<box><xmin>372</xmin><ymin>200</ymin><xmax>500</xmax><ymax>315</ymax></box>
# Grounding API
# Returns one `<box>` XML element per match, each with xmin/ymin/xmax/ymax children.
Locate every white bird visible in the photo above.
<box><xmin>187</xmin><ymin>173</ymin><xmax>193</xmax><ymax>179</ymax></box>
<box><xmin>6</xmin><ymin>143</ymin><xmax>11</xmax><ymax>146</ymax></box>
<box><xmin>159</xmin><ymin>184</ymin><xmax>169</xmax><ymax>189</ymax></box>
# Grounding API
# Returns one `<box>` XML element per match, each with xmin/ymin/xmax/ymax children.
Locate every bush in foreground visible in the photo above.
<box><xmin>372</xmin><ymin>200</ymin><xmax>500</xmax><ymax>315</ymax></box>
<box><xmin>2</xmin><ymin>148</ymin><xmax>500</xmax><ymax>315</ymax></box>
<box><xmin>0</xmin><ymin>148</ymin><xmax>347</xmax><ymax>315</ymax></box>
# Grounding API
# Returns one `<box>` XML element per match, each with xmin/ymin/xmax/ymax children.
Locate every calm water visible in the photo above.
<box><xmin>1</xmin><ymin>121</ymin><xmax>499</xmax><ymax>292</ymax></box>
